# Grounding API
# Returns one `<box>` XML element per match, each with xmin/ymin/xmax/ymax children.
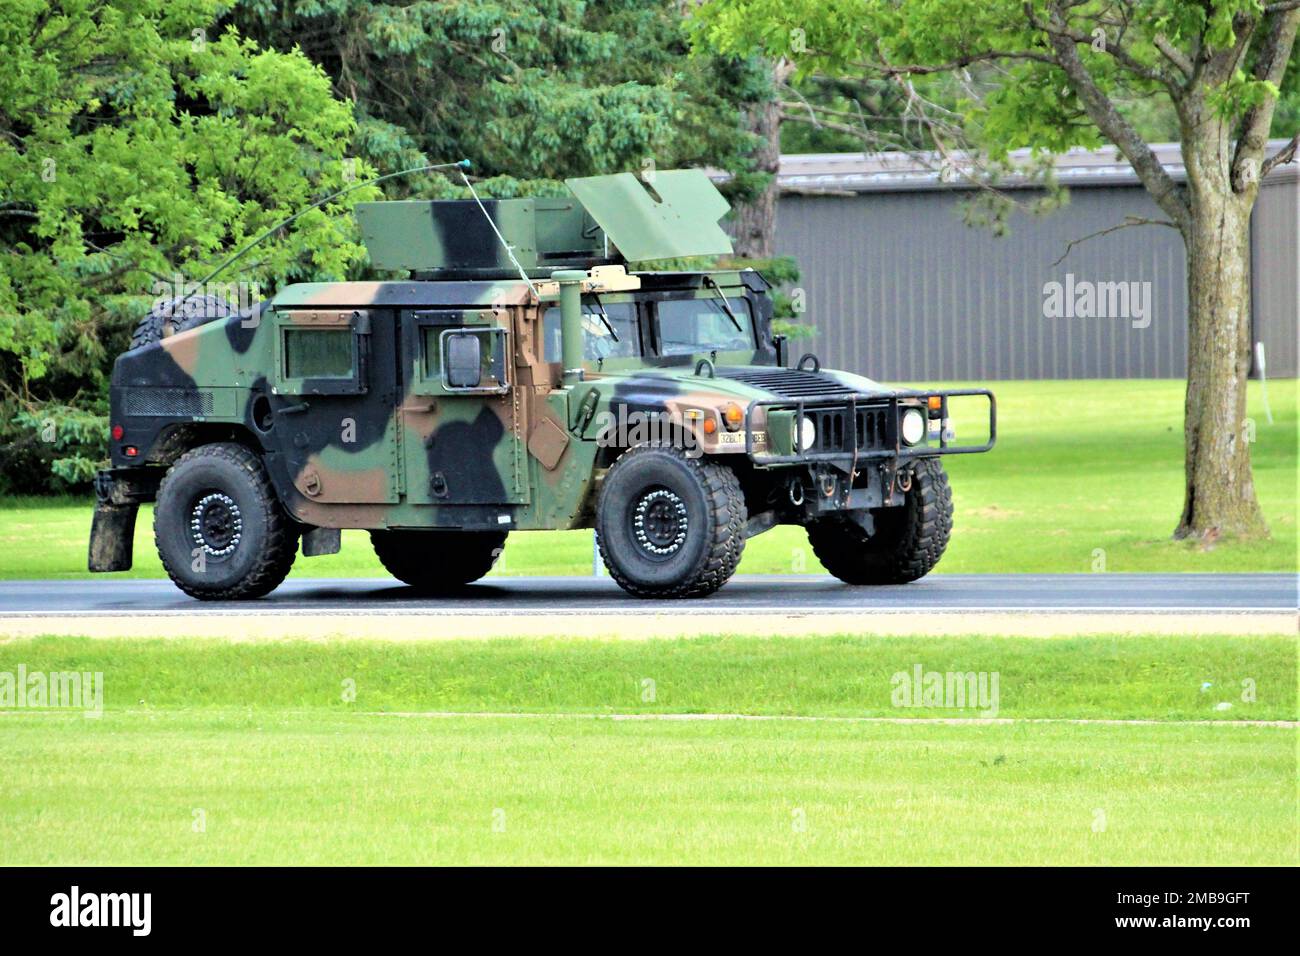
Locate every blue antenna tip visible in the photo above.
<box><xmin>458</xmin><ymin>159</ymin><xmax>472</xmax><ymax>170</ymax></box>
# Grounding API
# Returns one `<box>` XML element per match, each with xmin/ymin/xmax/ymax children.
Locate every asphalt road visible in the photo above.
<box><xmin>0</xmin><ymin>573</ymin><xmax>1294</xmax><ymax>615</ymax></box>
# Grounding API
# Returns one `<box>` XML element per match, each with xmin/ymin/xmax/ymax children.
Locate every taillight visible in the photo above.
<box><xmin>124</xmin><ymin>446</ymin><xmax>139</xmax><ymax>458</ymax></box>
<box><xmin>111</xmin><ymin>424</ymin><xmax>124</xmax><ymax>441</ymax></box>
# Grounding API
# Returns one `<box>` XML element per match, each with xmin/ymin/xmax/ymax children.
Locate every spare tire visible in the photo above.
<box><xmin>129</xmin><ymin>293</ymin><xmax>236</xmax><ymax>350</ymax></box>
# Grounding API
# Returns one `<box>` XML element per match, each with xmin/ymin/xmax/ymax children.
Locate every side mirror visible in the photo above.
<box><xmin>443</xmin><ymin>332</ymin><xmax>482</xmax><ymax>389</ymax></box>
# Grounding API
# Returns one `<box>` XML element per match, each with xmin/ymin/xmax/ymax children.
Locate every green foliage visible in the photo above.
<box><xmin>1</xmin><ymin>2</ymin><xmax>774</xmax><ymax>493</ymax></box>
<box><xmin>229</xmin><ymin>1</ymin><xmax>770</xmax><ymax>200</ymax></box>
<box><xmin>0</xmin><ymin>0</ymin><xmax>373</xmax><ymax>490</ymax></box>
<box><xmin>7</xmin><ymin>407</ymin><xmax>107</xmax><ymax>491</ymax></box>
<box><xmin>695</xmin><ymin>0</ymin><xmax>1297</xmax><ymax>156</ymax></box>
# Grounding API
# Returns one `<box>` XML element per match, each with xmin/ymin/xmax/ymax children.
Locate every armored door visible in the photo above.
<box><xmin>398</xmin><ymin>307</ymin><xmax>529</xmax><ymax>507</ymax></box>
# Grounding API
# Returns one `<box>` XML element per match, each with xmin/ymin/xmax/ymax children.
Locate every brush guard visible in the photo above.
<box><xmin>744</xmin><ymin>388</ymin><xmax>996</xmax><ymax>467</ymax></box>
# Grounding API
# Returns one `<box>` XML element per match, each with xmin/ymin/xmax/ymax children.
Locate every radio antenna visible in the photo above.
<box><xmin>457</xmin><ymin>169</ymin><xmax>541</xmax><ymax>299</ymax></box>
<box><xmin>180</xmin><ymin>159</ymin><xmax>473</xmax><ymax>310</ymax></box>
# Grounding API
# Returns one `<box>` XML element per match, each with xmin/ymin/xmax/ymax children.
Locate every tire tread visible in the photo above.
<box><xmin>808</xmin><ymin>458</ymin><xmax>952</xmax><ymax>585</ymax></box>
<box><xmin>597</xmin><ymin>444</ymin><xmax>746</xmax><ymax>599</ymax></box>
<box><xmin>154</xmin><ymin>442</ymin><xmax>297</xmax><ymax>600</ymax></box>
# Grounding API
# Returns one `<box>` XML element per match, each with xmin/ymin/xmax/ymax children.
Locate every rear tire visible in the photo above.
<box><xmin>154</xmin><ymin>442</ymin><xmax>298</xmax><ymax>600</ymax></box>
<box><xmin>808</xmin><ymin>458</ymin><xmax>952</xmax><ymax>584</ymax></box>
<box><xmin>370</xmin><ymin>529</ymin><xmax>507</xmax><ymax>591</ymax></box>
<box><xmin>130</xmin><ymin>294</ymin><xmax>234</xmax><ymax>350</ymax></box>
<box><xmin>596</xmin><ymin>444</ymin><xmax>746</xmax><ymax>598</ymax></box>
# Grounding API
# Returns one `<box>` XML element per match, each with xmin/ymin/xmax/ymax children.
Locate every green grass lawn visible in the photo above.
<box><xmin>0</xmin><ymin>379</ymin><xmax>1295</xmax><ymax>579</ymax></box>
<box><xmin>0</xmin><ymin>633</ymin><xmax>1295</xmax><ymax>865</ymax></box>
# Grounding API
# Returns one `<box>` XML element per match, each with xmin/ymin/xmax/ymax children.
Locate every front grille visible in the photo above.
<box><xmin>806</xmin><ymin>404</ymin><xmax>891</xmax><ymax>453</ymax></box>
<box><xmin>123</xmin><ymin>388</ymin><xmax>214</xmax><ymax>417</ymax></box>
<box><xmin>716</xmin><ymin>367</ymin><xmax>861</xmax><ymax>399</ymax></box>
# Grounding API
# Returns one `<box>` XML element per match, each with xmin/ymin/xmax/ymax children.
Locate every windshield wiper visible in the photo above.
<box><xmin>702</xmin><ymin>276</ymin><xmax>744</xmax><ymax>333</ymax></box>
<box><xmin>584</xmin><ymin>292</ymin><xmax>619</xmax><ymax>342</ymax></box>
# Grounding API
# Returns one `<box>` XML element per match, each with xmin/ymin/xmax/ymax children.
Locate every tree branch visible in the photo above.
<box><xmin>857</xmin><ymin>49</ymin><xmax>1056</xmax><ymax>76</ymax></box>
<box><xmin>1261</xmin><ymin>132</ymin><xmax>1300</xmax><ymax>178</ymax></box>
<box><xmin>1231</xmin><ymin>8</ymin><xmax>1300</xmax><ymax>191</ymax></box>
<box><xmin>1040</xmin><ymin>2</ymin><xmax>1192</xmax><ymax>232</ymax></box>
<box><xmin>1152</xmin><ymin>34</ymin><xmax>1194</xmax><ymax>80</ymax></box>
<box><xmin>1050</xmin><ymin>216</ymin><xmax>1177</xmax><ymax>267</ymax></box>
<box><xmin>1024</xmin><ymin>2</ymin><xmax>1179</xmax><ymax>89</ymax></box>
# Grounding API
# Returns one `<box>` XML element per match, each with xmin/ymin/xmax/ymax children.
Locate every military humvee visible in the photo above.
<box><xmin>88</xmin><ymin>170</ymin><xmax>995</xmax><ymax>600</ymax></box>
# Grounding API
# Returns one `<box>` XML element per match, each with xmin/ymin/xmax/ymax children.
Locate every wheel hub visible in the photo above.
<box><xmin>190</xmin><ymin>492</ymin><xmax>243</xmax><ymax>557</ymax></box>
<box><xmin>631</xmin><ymin>488</ymin><xmax>687</xmax><ymax>557</ymax></box>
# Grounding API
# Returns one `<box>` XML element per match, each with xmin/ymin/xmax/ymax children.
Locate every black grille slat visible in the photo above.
<box><xmin>124</xmin><ymin>388</ymin><xmax>213</xmax><ymax>417</ymax></box>
<box><xmin>717</xmin><ymin>367</ymin><xmax>897</xmax><ymax>456</ymax></box>
<box><xmin>802</xmin><ymin>404</ymin><xmax>891</xmax><ymax>455</ymax></box>
<box><xmin>715</xmin><ymin>367</ymin><xmax>859</xmax><ymax>399</ymax></box>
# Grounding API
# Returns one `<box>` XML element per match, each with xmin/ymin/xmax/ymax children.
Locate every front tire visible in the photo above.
<box><xmin>596</xmin><ymin>445</ymin><xmax>746</xmax><ymax>598</ymax></box>
<box><xmin>370</xmin><ymin>529</ymin><xmax>507</xmax><ymax>592</ymax></box>
<box><xmin>154</xmin><ymin>443</ymin><xmax>298</xmax><ymax>600</ymax></box>
<box><xmin>808</xmin><ymin>458</ymin><xmax>953</xmax><ymax>584</ymax></box>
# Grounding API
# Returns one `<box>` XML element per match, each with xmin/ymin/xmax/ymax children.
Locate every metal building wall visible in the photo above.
<box><xmin>1251</xmin><ymin>171</ymin><xmax>1299</xmax><ymax>378</ymax></box>
<box><xmin>774</xmin><ymin>181</ymin><xmax>1297</xmax><ymax>381</ymax></box>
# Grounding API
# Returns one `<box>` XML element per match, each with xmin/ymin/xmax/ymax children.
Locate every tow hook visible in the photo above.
<box><xmin>787</xmin><ymin>477</ymin><xmax>804</xmax><ymax>506</ymax></box>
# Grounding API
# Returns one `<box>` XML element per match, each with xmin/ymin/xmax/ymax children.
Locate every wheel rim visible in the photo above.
<box><xmin>630</xmin><ymin>487</ymin><xmax>688</xmax><ymax>559</ymax></box>
<box><xmin>189</xmin><ymin>491</ymin><xmax>243</xmax><ymax>558</ymax></box>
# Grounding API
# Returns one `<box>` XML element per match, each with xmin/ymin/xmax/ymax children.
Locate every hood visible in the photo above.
<box><xmin>591</xmin><ymin>364</ymin><xmax>890</xmax><ymax>406</ymax></box>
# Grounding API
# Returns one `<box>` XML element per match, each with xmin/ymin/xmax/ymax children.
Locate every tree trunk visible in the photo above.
<box><xmin>731</xmin><ymin>58</ymin><xmax>793</xmax><ymax>258</ymax></box>
<box><xmin>1175</xmin><ymin>132</ymin><xmax>1267</xmax><ymax>540</ymax></box>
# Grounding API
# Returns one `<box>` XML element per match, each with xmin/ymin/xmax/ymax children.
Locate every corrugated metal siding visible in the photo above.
<box><xmin>774</xmin><ymin>180</ymin><xmax>1297</xmax><ymax>380</ymax></box>
<box><xmin>1251</xmin><ymin>175</ymin><xmax>1300</xmax><ymax>378</ymax></box>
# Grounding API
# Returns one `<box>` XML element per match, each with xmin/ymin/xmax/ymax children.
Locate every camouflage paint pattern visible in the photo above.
<box><xmin>98</xmin><ymin>174</ymin><xmax>993</xmax><ymax>560</ymax></box>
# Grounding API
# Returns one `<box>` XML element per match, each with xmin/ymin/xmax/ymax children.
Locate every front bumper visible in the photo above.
<box><xmin>744</xmin><ymin>388</ymin><xmax>996</xmax><ymax>467</ymax></box>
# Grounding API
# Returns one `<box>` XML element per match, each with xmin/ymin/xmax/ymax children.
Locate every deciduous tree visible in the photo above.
<box><xmin>697</xmin><ymin>0</ymin><xmax>1300</xmax><ymax>540</ymax></box>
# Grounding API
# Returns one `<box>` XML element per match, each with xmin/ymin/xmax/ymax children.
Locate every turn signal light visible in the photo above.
<box><xmin>702</xmin><ymin>418</ymin><xmax>717</xmax><ymax>435</ymax></box>
<box><xmin>927</xmin><ymin>396</ymin><xmax>942</xmax><ymax>410</ymax></box>
<box><xmin>722</xmin><ymin>403</ymin><xmax>744</xmax><ymax>431</ymax></box>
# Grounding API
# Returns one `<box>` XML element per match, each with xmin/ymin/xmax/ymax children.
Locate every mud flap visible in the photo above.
<box><xmin>88</xmin><ymin>500</ymin><xmax>138</xmax><ymax>572</ymax></box>
<box><xmin>301</xmin><ymin>526</ymin><xmax>341</xmax><ymax>557</ymax></box>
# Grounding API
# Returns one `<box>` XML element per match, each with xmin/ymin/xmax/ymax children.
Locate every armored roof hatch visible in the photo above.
<box><xmin>563</xmin><ymin>169</ymin><xmax>733</xmax><ymax>263</ymax></box>
<box><xmin>356</xmin><ymin>169</ymin><xmax>732</xmax><ymax>278</ymax></box>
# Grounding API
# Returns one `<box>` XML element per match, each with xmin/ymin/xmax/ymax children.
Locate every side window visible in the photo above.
<box><xmin>406</xmin><ymin>309</ymin><xmax>507</xmax><ymax>395</ymax></box>
<box><xmin>435</xmin><ymin>327</ymin><xmax>508</xmax><ymax>393</ymax></box>
<box><xmin>274</xmin><ymin>310</ymin><xmax>368</xmax><ymax>395</ymax></box>
<box><xmin>284</xmin><ymin>329</ymin><xmax>354</xmax><ymax>380</ymax></box>
<box><xmin>542</xmin><ymin>300</ymin><xmax>641</xmax><ymax>362</ymax></box>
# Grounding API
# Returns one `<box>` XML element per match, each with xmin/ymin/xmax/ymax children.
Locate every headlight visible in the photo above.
<box><xmin>901</xmin><ymin>408</ymin><xmax>926</xmax><ymax>445</ymax></box>
<box><xmin>798</xmin><ymin>416</ymin><xmax>816</xmax><ymax>451</ymax></box>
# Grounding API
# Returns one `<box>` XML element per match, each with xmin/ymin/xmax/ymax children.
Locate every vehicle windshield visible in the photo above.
<box><xmin>542</xmin><ymin>300</ymin><xmax>640</xmax><ymax>362</ymax></box>
<box><xmin>655</xmin><ymin>296</ymin><xmax>754</xmax><ymax>355</ymax></box>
